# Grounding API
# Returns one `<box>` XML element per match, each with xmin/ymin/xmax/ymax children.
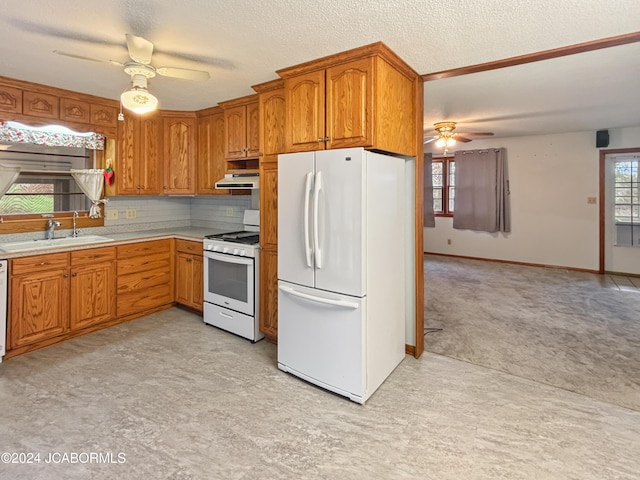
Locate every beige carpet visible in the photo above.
<box><xmin>424</xmin><ymin>254</ymin><xmax>640</xmax><ymax>411</ymax></box>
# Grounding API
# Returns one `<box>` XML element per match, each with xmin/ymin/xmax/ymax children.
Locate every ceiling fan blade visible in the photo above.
<box><xmin>53</xmin><ymin>50</ymin><xmax>123</xmax><ymax>66</ymax></box>
<box><xmin>156</xmin><ymin>67</ymin><xmax>210</xmax><ymax>81</ymax></box>
<box><xmin>455</xmin><ymin>132</ymin><xmax>494</xmax><ymax>137</ymax></box>
<box><xmin>423</xmin><ymin>137</ymin><xmax>438</xmax><ymax>144</ymax></box>
<box><xmin>455</xmin><ymin>136</ymin><xmax>473</xmax><ymax>143</ymax></box>
<box><xmin>125</xmin><ymin>34</ymin><xmax>154</xmax><ymax>64</ymax></box>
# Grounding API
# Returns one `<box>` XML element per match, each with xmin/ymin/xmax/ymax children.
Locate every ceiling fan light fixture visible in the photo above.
<box><xmin>435</xmin><ymin>137</ymin><xmax>447</xmax><ymax>148</ymax></box>
<box><xmin>120</xmin><ymin>74</ymin><xmax>158</xmax><ymax>114</ymax></box>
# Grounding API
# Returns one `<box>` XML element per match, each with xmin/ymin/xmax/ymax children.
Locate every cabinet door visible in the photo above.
<box><xmin>259</xmin><ymin>162</ymin><xmax>278</xmax><ymax>249</ymax></box>
<box><xmin>224</xmin><ymin>105</ymin><xmax>247</xmax><ymax>159</ymax></box>
<box><xmin>259</xmin><ymin>89</ymin><xmax>286</xmax><ymax>162</ymax></box>
<box><xmin>60</xmin><ymin>98</ymin><xmax>90</xmax><ymax>124</ymax></box>
<box><xmin>192</xmin><ymin>254</ymin><xmax>203</xmax><ymax>308</ymax></box>
<box><xmin>197</xmin><ymin>113</ymin><xmax>228</xmax><ymax>194</ymax></box>
<box><xmin>23</xmin><ymin>90</ymin><xmax>59</xmax><ymax>119</ymax></box>
<box><xmin>139</xmin><ymin>113</ymin><xmax>162</xmax><ymax>194</ymax></box>
<box><xmin>284</xmin><ymin>70</ymin><xmax>325</xmax><ymax>153</ymax></box>
<box><xmin>0</xmin><ymin>85</ymin><xmax>22</xmax><ymax>114</ymax></box>
<box><xmin>163</xmin><ymin>116</ymin><xmax>196</xmax><ymax>194</ymax></box>
<box><xmin>9</xmin><ymin>269</ymin><xmax>69</xmax><ymax>348</ymax></box>
<box><xmin>70</xmin><ymin>261</ymin><xmax>115</xmax><ymax>330</ymax></box>
<box><xmin>175</xmin><ymin>252</ymin><xmax>194</xmax><ymax>306</ymax></box>
<box><xmin>325</xmin><ymin>58</ymin><xmax>374</xmax><ymax>149</ymax></box>
<box><xmin>116</xmin><ymin>114</ymin><xmax>141</xmax><ymax>195</ymax></box>
<box><xmin>246</xmin><ymin>101</ymin><xmax>260</xmax><ymax>158</ymax></box>
<box><xmin>259</xmin><ymin>248</ymin><xmax>278</xmax><ymax>342</ymax></box>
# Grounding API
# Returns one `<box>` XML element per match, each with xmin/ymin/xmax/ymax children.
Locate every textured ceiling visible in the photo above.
<box><xmin>0</xmin><ymin>0</ymin><xmax>639</xmax><ymax>139</ymax></box>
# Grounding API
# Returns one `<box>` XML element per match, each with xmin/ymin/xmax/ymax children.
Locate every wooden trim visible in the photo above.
<box><xmin>218</xmin><ymin>93</ymin><xmax>259</xmax><ymax>108</ymax></box>
<box><xmin>421</xmin><ymin>31</ymin><xmax>640</xmax><ymax>81</ymax></box>
<box><xmin>195</xmin><ymin>105</ymin><xmax>222</xmax><ymax>117</ymax></box>
<box><xmin>424</xmin><ymin>251</ymin><xmax>600</xmax><ymax>275</ymax></box>
<box><xmin>0</xmin><ymin>212</ymin><xmax>104</xmax><ymax>234</ymax></box>
<box><xmin>405</xmin><ymin>344</ymin><xmax>416</xmax><ymax>356</ymax></box>
<box><xmin>413</xmin><ymin>77</ymin><xmax>425</xmax><ymax>359</ymax></box>
<box><xmin>251</xmin><ymin>78</ymin><xmax>284</xmax><ymax>93</ymax></box>
<box><xmin>277</xmin><ymin>41</ymin><xmax>419</xmax><ymax>80</ymax></box>
<box><xmin>598</xmin><ymin>147</ymin><xmax>640</xmax><ymax>273</ymax></box>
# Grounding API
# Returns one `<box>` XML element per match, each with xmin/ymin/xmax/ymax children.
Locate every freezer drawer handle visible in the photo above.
<box><xmin>279</xmin><ymin>284</ymin><xmax>359</xmax><ymax>309</ymax></box>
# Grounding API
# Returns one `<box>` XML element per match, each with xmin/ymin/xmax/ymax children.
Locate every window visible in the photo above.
<box><xmin>614</xmin><ymin>158</ymin><xmax>639</xmax><ymax>246</ymax></box>
<box><xmin>432</xmin><ymin>157</ymin><xmax>455</xmax><ymax>215</ymax></box>
<box><xmin>0</xmin><ymin>144</ymin><xmax>91</xmax><ymax>217</ymax></box>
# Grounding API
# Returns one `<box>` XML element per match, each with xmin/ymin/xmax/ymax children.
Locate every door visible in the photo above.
<box><xmin>278</xmin><ymin>151</ymin><xmax>316</xmax><ymax>288</ymax></box>
<box><xmin>70</xmin><ymin>262</ymin><xmax>115</xmax><ymax>330</ymax></box>
<box><xmin>163</xmin><ymin>116</ymin><xmax>196</xmax><ymax>194</ymax></box>
<box><xmin>277</xmin><ymin>280</ymin><xmax>364</xmax><ymax>398</ymax></box>
<box><xmin>603</xmin><ymin>152</ymin><xmax>640</xmax><ymax>274</ymax></box>
<box><xmin>314</xmin><ymin>148</ymin><xmax>365</xmax><ymax>296</ymax></box>
<box><xmin>284</xmin><ymin>70</ymin><xmax>325</xmax><ymax>152</ymax></box>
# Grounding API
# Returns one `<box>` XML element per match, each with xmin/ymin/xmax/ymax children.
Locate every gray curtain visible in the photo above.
<box><xmin>423</xmin><ymin>153</ymin><xmax>435</xmax><ymax>227</ymax></box>
<box><xmin>453</xmin><ymin>148</ymin><xmax>510</xmax><ymax>233</ymax></box>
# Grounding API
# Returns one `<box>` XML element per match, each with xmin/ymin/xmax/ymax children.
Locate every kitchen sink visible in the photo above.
<box><xmin>0</xmin><ymin>235</ymin><xmax>114</xmax><ymax>253</ymax></box>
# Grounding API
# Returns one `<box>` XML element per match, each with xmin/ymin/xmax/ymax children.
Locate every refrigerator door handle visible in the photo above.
<box><xmin>304</xmin><ymin>171</ymin><xmax>314</xmax><ymax>268</ymax></box>
<box><xmin>313</xmin><ymin>170</ymin><xmax>323</xmax><ymax>269</ymax></box>
<box><xmin>278</xmin><ymin>284</ymin><xmax>360</xmax><ymax>309</ymax></box>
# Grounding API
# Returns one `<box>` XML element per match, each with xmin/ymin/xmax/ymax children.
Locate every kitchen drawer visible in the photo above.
<box><xmin>117</xmin><ymin>268</ymin><xmax>172</xmax><ymax>294</ymax></box>
<box><xmin>11</xmin><ymin>252</ymin><xmax>69</xmax><ymax>275</ymax></box>
<box><xmin>116</xmin><ymin>239</ymin><xmax>171</xmax><ymax>259</ymax></box>
<box><xmin>71</xmin><ymin>246</ymin><xmax>116</xmax><ymax>266</ymax></box>
<box><xmin>175</xmin><ymin>239</ymin><xmax>202</xmax><ymax>255</ymax></box>
<box><xmin>117</xmin><ymin>252</ymin><xmax>171</xmax><ymax>275</ymax></box>
<box><xmin>117</xmin><ymin>284</ymin><xmax>173</xmax><ymax>317</ymax></box>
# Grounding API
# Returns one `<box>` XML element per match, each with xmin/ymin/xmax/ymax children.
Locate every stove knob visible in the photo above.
<box><xmin>233</xmin><ymin>248</ymin><xmax>239</xmax><ymax>255</ymax></box>
<box><xmin>213</xmin><ymin>245</ymin><xmax>220</xmax><ymax>252</ymax></box>
<box><xmin>240</xmin><ymin>249</ymin><xmax>246</xmax><ymax>256</ymax></box>
<box><xmin>223</xmin><ymin>247</ymin><xmax>229</xmax><ymax>253</ymax></box>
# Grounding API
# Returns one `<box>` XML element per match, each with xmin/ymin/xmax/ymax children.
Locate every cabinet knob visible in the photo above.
<box><xmin>63</xmin><ymin>273</ymin><xmax>69</xmax><ymax>278</ymax></box>
<box><xmin>71</xmin><ymin>273</ymin><xmax>77</xmax><ymax>277</ymax></box>
<box><xmin>258</xmin><ymin>152</ymin><xmax>263</xmax><ymax>157</ymax></box>
<box><xmin>317</xmin><ymin>138</ymin><xmax>324</xmax><ymax>143</ymax></box>
<box><xmin>325</xmin><ymin>136</ymin><xmax>331</xmax><ymax>142</ymax></box>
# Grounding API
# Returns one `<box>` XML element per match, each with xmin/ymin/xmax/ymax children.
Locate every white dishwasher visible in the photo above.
<box><xmin>0</xmin><ymin>260</ymin><xmax>6</xmax><ymax>362</ymax></box>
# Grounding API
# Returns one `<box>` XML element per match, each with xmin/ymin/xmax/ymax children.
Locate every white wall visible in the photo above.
<box><xmin>424</xmin><ymin>126</ymin><xmax>640</xmax><ymax>272</ymax></box>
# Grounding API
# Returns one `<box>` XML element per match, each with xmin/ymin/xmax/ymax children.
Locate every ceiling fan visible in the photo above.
<box><xmin>53</xmin><ymin>34</ymin><xmax>211</xmax><ymax>114</ymax></box>
<box><xmin>424</xmin><ymin>122</ymin><xmax>494</xmax><ymax>150</ymax></box>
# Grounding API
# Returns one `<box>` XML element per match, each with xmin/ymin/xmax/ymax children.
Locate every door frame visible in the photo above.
<box><xmin>598</xmin><ymin>147</ymin><xmax>640</xmax><ymax>273</ymax></box>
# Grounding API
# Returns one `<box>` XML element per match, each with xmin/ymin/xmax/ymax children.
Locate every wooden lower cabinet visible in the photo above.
<box><xmin>175</xmin><ymin>239</ymin><xmax>203</xmax><ymax>311</ymax></box>
<box><xmin>7</xmin><ymin>248</ymin><xmax>116</xmax><ymax>355</ymax></box>
<box><xmin>259</xmin><ymin>247</ymin><xmax>278</xmax><ymax>342</ymax></box>
<box><xmin>9</xmin><ymin>265</ymin><xmax>70</xmax><ymax>349</ymax></box>
<box><xmin>70</xmin><ymin>247</ymin><xmax>116</xmax><ymax>330</ymax></box>
<box><xmin>116</xmin><ymin>239</ymin><xmax>174</xmax><ymax>318</ymax></box>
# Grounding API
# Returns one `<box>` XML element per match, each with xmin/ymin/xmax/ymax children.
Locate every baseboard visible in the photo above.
<box><xmin>424</xmin><ymin>251</ymin><xmax>600</xmax><ymax>274</ymax></box>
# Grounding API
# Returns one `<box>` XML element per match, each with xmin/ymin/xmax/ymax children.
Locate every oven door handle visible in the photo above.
<box><xmin>204</xmin><ymin>251</ymin><xmax>253</xmax><ymax>265</ymax></box>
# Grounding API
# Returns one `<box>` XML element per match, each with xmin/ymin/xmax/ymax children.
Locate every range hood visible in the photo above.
<box><xmin>215</xmin><ymin>173</ymin><xmax>259</xmax><ymax>190</ymax></box>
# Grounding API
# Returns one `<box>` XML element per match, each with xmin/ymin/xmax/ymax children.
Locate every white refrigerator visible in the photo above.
<box><xmin>277</xmin><ymin>147</ymin><xmax>406</xmax><ymax>404</ymax></box>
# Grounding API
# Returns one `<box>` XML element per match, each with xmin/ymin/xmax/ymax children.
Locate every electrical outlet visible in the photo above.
<box><xmin>226</xmin><ymin>207</ymin><xmax>234</xmax><ymax>217</ymax></box>
<box><xmin>125</xmin><ymin>208</ymin><xmax>137</xmax><ymax>219</ymax></box>
<box><xmin>587</xmin><ymin>197</ymin><xmax>597</xmax><ymax>204</ymax></box>
<box><xmin>106</xmin><ymin>209</ymin><xmax>119</xmax><ymax>220</ymax></box>
<box><xmin>447</xmin><ymin>239</ymin><xmax>452</xmax><ymax>245</ymax></box>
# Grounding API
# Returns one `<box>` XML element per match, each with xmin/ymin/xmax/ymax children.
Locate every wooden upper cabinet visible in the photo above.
<box><xmin>222</xmin><ymin>95</ymin><xmax>259</xmax><ymax>160</ymax></box>
<box><xmin>60</xmin><ymin>98</ymin><xmax>90</xmax><ymax>124</ymax></box>
<box><xmin>326</xmin><ymin>57</ymin><xmax>374</xmax><ymax>149</ymax></box>
<box><xmin>283</xmin><ymin>60</ymin><xmax>372</xmax><ymax>152</ymax></box>
<box><xmin>258</xmin><ymin>87</ymin><xmax>286</xmax><ymax>162</ymax></box>
<box><xmin>23</xmin><ymin>90</ymin><xmax>59</xmax><ymax>119</ymax></box>
<box><xmin>197</xmin><ymin>111</ymin><xmax>228</xmax><ymax>195</ymax></box>
<box><xmin>163</xmin><ymin>115</ymin><xmax>196</xmax><ymax>194</ymax></box>
<box><xmin>90</xmin><ymin>104</ymin><xmax>118</xmax><ymax>127</ymax></box>
<box><xmin>0</xmin><ymin>85</ymin><xmax>22</xmax><ymax>114</ymax></box>
<box><xmin>284</xmin><ymin>70</ymin><xmax>325</xmax><ymax>153</ymax></box>
<box><xmin>115</xmin><ymin>112</ymin><xmax>162</xmax><ymax>195</ymax></box>
<box><xmin>278</xmin><ymin>42</ymin><xmax>419</xmax><ymax>157</ymax></box>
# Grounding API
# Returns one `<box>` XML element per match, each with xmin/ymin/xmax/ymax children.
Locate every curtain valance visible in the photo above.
<box><xmin>0</xmin><ymin>121</ymin><xmax>105</xmax><ymax>150</ymax></box>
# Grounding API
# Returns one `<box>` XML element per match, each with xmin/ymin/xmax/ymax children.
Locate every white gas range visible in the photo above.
<box><xmin>202</xmin><ymin>210</ymin><xmax>263</xmax><ymax>342</ymax></box>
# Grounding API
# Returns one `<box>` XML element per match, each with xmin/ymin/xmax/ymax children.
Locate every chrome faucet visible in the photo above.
<box><xmin>71</xmin><ymin>211</ymin><xmax>80</xmax><ymax>237</ymax></box>
<box><xmin>46</xmin><ymin>218</ymin><xmax>61</xmax><ymax>240</ymax></box>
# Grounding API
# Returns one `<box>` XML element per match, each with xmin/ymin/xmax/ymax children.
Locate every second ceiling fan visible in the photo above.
<box><xmin>424</xmin><ymin>122</ymin><xmax>494</xmax><ymax>149</ymax></box>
